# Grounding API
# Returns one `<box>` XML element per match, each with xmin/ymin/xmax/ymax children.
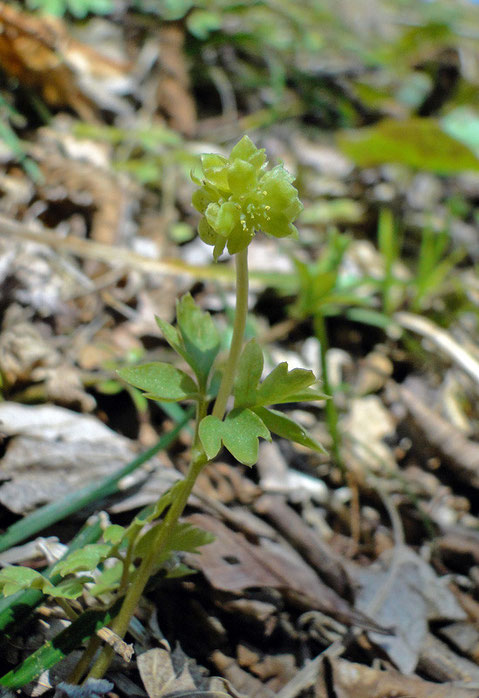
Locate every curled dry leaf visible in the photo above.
<box><xmin>0</xmin><ymin>402</ymin><xmax>138</xmax><ymax>513</ymax></box>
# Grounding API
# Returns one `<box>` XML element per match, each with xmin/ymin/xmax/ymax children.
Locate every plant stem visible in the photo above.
<box><xmin>86</xmin><ymin>249</ymin><xmax>249</xmax><ymax>682</ymax></box>
<box><xmin>212</xmin><ymin>248</ymin><xmax>249</xmax><ymax>420</ymax></box>
<box><xmin>85</xmin><ymin>452</ymin><xmax>207</xmax><ymax>681</ymax></box>
<box><xmin>313</xmin><ymin>312</ymin><xmax>344</xmax><ymax>473</ymax></box>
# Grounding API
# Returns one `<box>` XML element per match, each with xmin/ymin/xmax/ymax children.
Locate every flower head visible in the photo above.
<box><xmin>192</xmin><ymin>135</ymin><xmax>303</xmax><ymax>260</ymax></box>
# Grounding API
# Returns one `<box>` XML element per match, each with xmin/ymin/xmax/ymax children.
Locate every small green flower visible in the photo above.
<box><xmin>192</xmin><ymin>135</ymin><xmax>303</xmax><ymax>260</ymax></box>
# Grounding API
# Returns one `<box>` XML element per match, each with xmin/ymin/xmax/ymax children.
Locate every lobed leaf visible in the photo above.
<box><xmin>256</xmin><ymin>362</ymin><xmax>318</xmax><ymax>406</ymax></box>
<box><xmin>103</xmin><ymin>524</ymin><xmax>126</xmax><ymax>545</ymax></box>
<box><xmin>0</xmin><ymin>567</ymin><xmax>48</xmax><ymax>597</ymax></box>
<box><xmin>234</xmin><ymin>339</ymin><xmax>264</xmax><ymax>407</ymax></box>
<box><xmin>176</xmin><ymin>293</ymin><xmax>220</xmax><ymax>385</ymax></box>
<box><xmin>51</xmin><ymin>544</ymin><xmax>112</xmax><ymax>577</ymax></box>
<box><xmin>118</xmin><ymin>362</ymin><xmax>198</xmax><ymax>402</ymax></box>
<box><xmin>134</xmin><ymin>520</ymin><xmax>215</xmax><ymax>564</ymax></box>
<box><xmin>199</xmin><ymin>408</ymin><xmax>271</xmax><ymax>466</ymax></box>
<box><xmin>48</xmin><ymin>577</ymin><xmax>93</xmax><ymax>600</ymax></box>
<box><xmin>88</xmin><ymin>561</ymin><xmax>124</xmax><ymax>598</ymax></box>
<box><xmin>254</xmin><ymin>406</ymin><xmax>326</xmax><ymax>453</ymax></box>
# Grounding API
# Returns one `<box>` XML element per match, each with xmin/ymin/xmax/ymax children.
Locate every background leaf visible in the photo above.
<box><xmin>338</xmin><ymin>118</ymin><xmax>479</xmax><ymax>174</ymax></box>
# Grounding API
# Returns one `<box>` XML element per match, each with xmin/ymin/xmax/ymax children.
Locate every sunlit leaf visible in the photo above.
<box><xmin>88</xmin><ymin>562</ymin><xmax>124</xmax><ymax>597</ymax></box>
<box><xmin>256</xmin><ymin>362</ymin><xmax>318</xmax><ymax>406</ymax></box>
<box><xmin>199</xmin><ymin>408</ymin><xmax>271</xmax><ymax>466</ymax></box>
<box><xmin>49</xmin><ymin>577</ymin><xmax>93</xmax><ymax>599</ymax></box>
<box><xmin>103</xmin><ymin>525</ymin><xmax>126</xmax><ymax>545</ymax></box>
<box><xmin>176</xmin><ymin>293</ymin><xmax>220</xmax><ymax>386</ymax></box>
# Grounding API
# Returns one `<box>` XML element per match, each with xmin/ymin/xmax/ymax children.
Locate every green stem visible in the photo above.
<box><xmin>68</xmin><ymin>635</ymin><xmax>102</xmax><ymax>685</ymax></box>
<box><xmin>85</xmin><ymin>453</ymin><xmax>207</xmax><ymax>681</ymax></box>
<box><xmin>212</xmin><ymin>248</ymin><xmax>249</xmax><ymax>420</ymax></box>
<box><xmin>313</xmin><ymin>312</ymin><xmax>344</xmax><ymax>473</ymax></box>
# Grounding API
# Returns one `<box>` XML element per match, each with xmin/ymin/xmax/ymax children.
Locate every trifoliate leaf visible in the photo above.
<box><xmin>199</xmin><ymin>408</ymin><xmax>271</xmax><ymax>466</ymax></box>
<box><xmin>234</xmin><ymin>339</ymin><xmax>264</xmax><ymax>407</ymax></box>
<box><xmin>256</xmin><ymin>362</ymin><xmax>318</xmax><ymax>406</ymax></box>
<box><xmin>52</xmin><ymin>544</ymin><xmax>112</xmax><ymax>577</ymax></box>
<box><xmin>254</xmin><ymin>406</ymin><xmax>326</xmax><ymax>453</ymax></box>
<box><xmin>118</xmin><ymin>362</ymin><xmax>198</xmax><ymax>402</ymax></box>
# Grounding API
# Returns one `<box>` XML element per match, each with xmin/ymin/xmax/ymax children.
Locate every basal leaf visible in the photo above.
<box><xmin>48</xmin><ymin>577</ymin><xmax>93</xmax><ymax>600</ymax></box>
<box><xmin>254</xmin><ymin>406</ymin><xmax>326</xmax><ymax>453</ymax></box>
<box><xmin>88</xmin><ymin>561</ymin><xmax>124</xmax><ymax>597</ymax></box>
<box><xmin>0</xmin><ymin>567</ymin><xmax>47</xmax><ymax>597</ymax></box>
<box><xmin>199</xmin><ymin>408</ymin><xmax>271</xmax><ymax>466</ymax></box>
<box><xmin>256</xmin><ymin>362</ymin><xmax>317</xmax><ymax>406</ymax></box>
<box><xmin>176</xmin><ymin>293</ymin><xmax>220</xmax><ymax>386</ymax></box>
<box><xmin>234</xmin><ymin>339</ymin><xmax>264</xmax><ymax>407</ymax></box>
<box><xmin>118</xmin><ymin>363</ymin><xmax>198</xmax><ymax>402</ymax></box>
<box><xmin>167</xmin><ymin>521</ymin><xmax>215</xmax><ymax>555</ymax></box>
<box><xmin>134</xmin><ymin>520</ymin><xmax>214</xmax><ymax>565</ymax></box>
<box><xmin>103</xmin><ymin>525</ymin><xmax>126</xmax><ymax>545</ymax></box>
<box><xmin>52</xmin><ymin>544</ymin><xmax>112</xmax><ymax>577</ymax></box>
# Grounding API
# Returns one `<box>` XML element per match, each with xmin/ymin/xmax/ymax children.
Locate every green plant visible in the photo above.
<box><xmin>376</xmin><ymin>208</ymin><xmax>466</xmax><ymax>315</ymax></box>
<box><xmin>26</xmin><ymin>0</ymin><xmax>114</xmax><ymax>19</ymax></box>
<box><xmin>0</xmin><ymin>136</ymin><xmax>324</xmax><ymax>687</ymax></box>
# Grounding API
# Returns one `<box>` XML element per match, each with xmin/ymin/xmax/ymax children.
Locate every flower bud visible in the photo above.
<box><xmin>192</xmin><ymin>135</ymin><xmax>302</xmax><ymax>260</ymax></box>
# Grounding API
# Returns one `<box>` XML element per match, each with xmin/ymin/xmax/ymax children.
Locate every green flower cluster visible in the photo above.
<box><xmin>191</xmin><ymin>135</ymin><xmax>303</xmax><ymax>260</ymax></box>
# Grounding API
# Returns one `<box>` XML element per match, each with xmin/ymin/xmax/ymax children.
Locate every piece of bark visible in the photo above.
<box><xmin>399</xmin><ymin>384</ymin><xmax>479</xmax><ymax>488</ymax></box>
<box><xmin>418</xmin><ymin>633</ymin><xmax>479</xmax><ymax>684</ymax></box>
<box><xmin>211</xmin><ymin>650</ymin><xmax>275</xmax><ymax>698</ymax></box>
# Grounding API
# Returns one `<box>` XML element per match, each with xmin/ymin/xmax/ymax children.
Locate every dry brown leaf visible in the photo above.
<box><xmin>349</xmin><ymin>544</ymin><xmax>466</xmax><ymax>673</ymax></box>
<box><xmin>315</xmin><ymin>657</ymin><xmax>479</xmax><ymax>698</ymax></box>
<box><xmin>138</xmin><ymin>646</ymin><xmax>233</xmax><ymax>698</ymax></box>
<box><xmin>0</xmin><ymin>402</ymin><xmax>138</xmax><ymax>513</ymax></box>
<box><xmin>184</xmin><ymin>513</ymin><xmax>384</xmax><ymax>631</ymax></box>
<box><xmin>0</xmin><ymin>3</ymin><xmax>131</xmax><ymax>120</ymax></box>
<box><xmin>156</xmin><ymin>23</ymin><xmax>197</xmax><ymax>136</ymax></box>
